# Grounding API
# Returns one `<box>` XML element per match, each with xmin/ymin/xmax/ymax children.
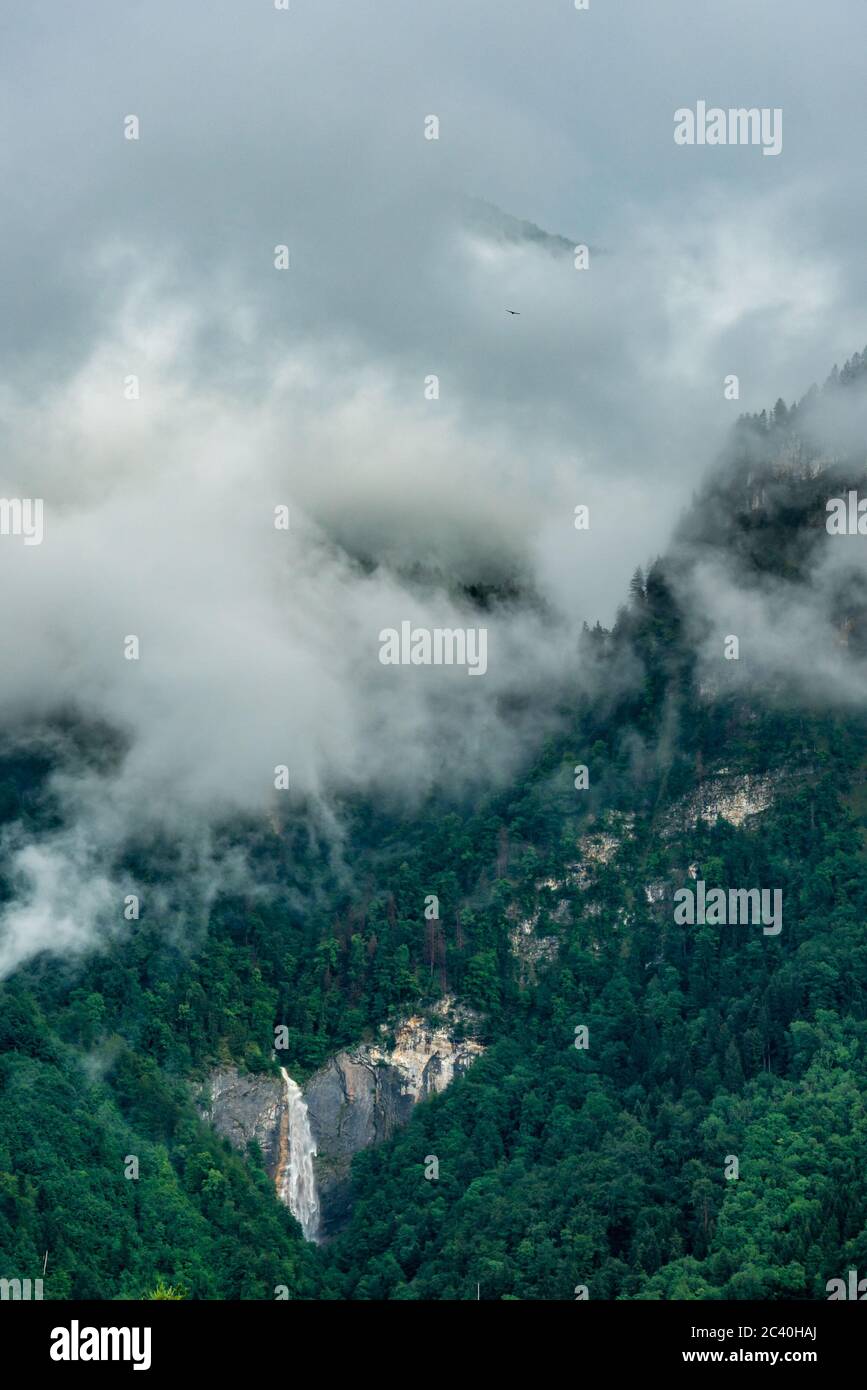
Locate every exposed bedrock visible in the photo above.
<box><xmin>200</xmin><ymin>997</ymin><xmax>484</xmax><ymax>1238</ymax></box>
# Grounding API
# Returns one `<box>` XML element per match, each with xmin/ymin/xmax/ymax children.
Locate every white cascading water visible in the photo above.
<box><xmin>278</xmin><ymin>1067</ymin><xmax>320</xmax><ymax>1242</ymax></box>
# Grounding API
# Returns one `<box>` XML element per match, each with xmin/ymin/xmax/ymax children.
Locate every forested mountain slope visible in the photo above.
<box><xmin>2</xmin><ymin>353</ymin><xmax>867</xmax><ymax>1299</ymax></box>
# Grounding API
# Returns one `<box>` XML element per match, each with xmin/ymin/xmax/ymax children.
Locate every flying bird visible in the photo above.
<box><xmin>505</xmin><ymin>309</ymin><xmax>521</xmax><ymax>315</ymax></box>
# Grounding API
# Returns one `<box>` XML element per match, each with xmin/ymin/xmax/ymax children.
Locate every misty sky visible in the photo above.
<box><xmin>1</xmin><ymin>0</ymin><xmax>866</xmax><ymax>974</ymax></box>
<box><xmin>3</xmin><ymin>0</ymin><xmax>866</xmax><ymax>610</ymax></box>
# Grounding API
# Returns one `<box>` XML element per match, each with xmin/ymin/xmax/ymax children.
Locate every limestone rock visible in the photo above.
<box><xmin>200</xmin><ymin>999</ymin><xmax>484</xmax><ymax>1239</ymax></box>
<box><xmin>198</xmin><ymin>1066</ymin><xmax>283</xmax><ymax>1176</ymax></box>
<box><xmin>305</xmin><ymin>999</ymin><xmax>484</xmax><ymax>1237</ymax></box>
<box><xmin>660</xmin><ymin>771</ymin><xmax>785</xmax><ymax>835</ymax></box>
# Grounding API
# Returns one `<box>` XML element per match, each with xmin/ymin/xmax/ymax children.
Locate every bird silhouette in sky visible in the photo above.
<box><xmin>505</xmin><ymin>309</ymin><xmax>521</xmax><ymax>315</ymax></box>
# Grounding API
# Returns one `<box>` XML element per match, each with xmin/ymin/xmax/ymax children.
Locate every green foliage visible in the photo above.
<box><xmin>145</xmin><ymin>1279</ymin><xmax>187</xmax><ymax>1300</ymax></box>
<box><xmin>3</xmin><ymin>395</ymin><xmax>867</xmax><ymax>1298</ymax></box>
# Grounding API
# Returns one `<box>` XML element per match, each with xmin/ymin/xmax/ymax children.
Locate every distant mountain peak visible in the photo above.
<box><xmin>459</xmin><ymin>195</ymin><xmax>592</xmax><ymax>258</ymax></box>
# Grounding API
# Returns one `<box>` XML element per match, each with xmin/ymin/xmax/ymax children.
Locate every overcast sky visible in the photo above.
<box><xmin>3</xmin><ymin>1</ymin><xmax>866</xmax><ymax>605</ymax></box>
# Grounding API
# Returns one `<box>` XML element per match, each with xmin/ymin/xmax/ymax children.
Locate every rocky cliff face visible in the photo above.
<box><xmin>199</xmin><ymin>998</ymin><xmax>484</xmax><ymax>1239</ymax></box>
<box><xmin>200</xmin><ymin>1067</ymin><xmax>283</xmax><ymax>1171</ymax></box>
<box><xmin>659</xmin><ymin>770</ymin><xmax>787</xmax><ymax>835</ymax></box>
<box><xmin>306</xmin><ymin>1002</ymin><xmax>484</xmax><ymax>1236</ymax></box>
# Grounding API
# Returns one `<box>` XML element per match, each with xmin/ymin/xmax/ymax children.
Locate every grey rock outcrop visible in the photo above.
<box><xmin>200</xmin><ymin>998</ymin><xmax>484</xmax><ymax>1239</ymax></box>
<box><xmin>659</xmin><ymin>771</ymin><xmax>786</xmax><ymax>835</ymax></box>
<box><xmin>200</xmin><ymin>1066</ymin><xmax>283</xmax><ymax>1172</ymax></box>
<box><xmin>305</xmin><ymin>1002</ymin><xmax>484</xmax><ymax>1236</ymax></box>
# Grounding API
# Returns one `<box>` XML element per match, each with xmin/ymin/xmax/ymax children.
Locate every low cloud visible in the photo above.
<box><xmin>3</xmin><ymin>0</ymin><xmax>867</xmax><ymax>976</ymax></box>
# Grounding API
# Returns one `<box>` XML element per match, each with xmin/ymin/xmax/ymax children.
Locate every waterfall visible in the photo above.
<box><xmin>277</xmin><ymin>1067</ymin><xmax>320</xmax><ymax>1242</ymax></box>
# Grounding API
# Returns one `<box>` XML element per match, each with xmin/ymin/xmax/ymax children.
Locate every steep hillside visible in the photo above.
<box><xmin>2</xmin><ymin>355</ymin><xmax>867</xmax><ymax>1299</ymax></box>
